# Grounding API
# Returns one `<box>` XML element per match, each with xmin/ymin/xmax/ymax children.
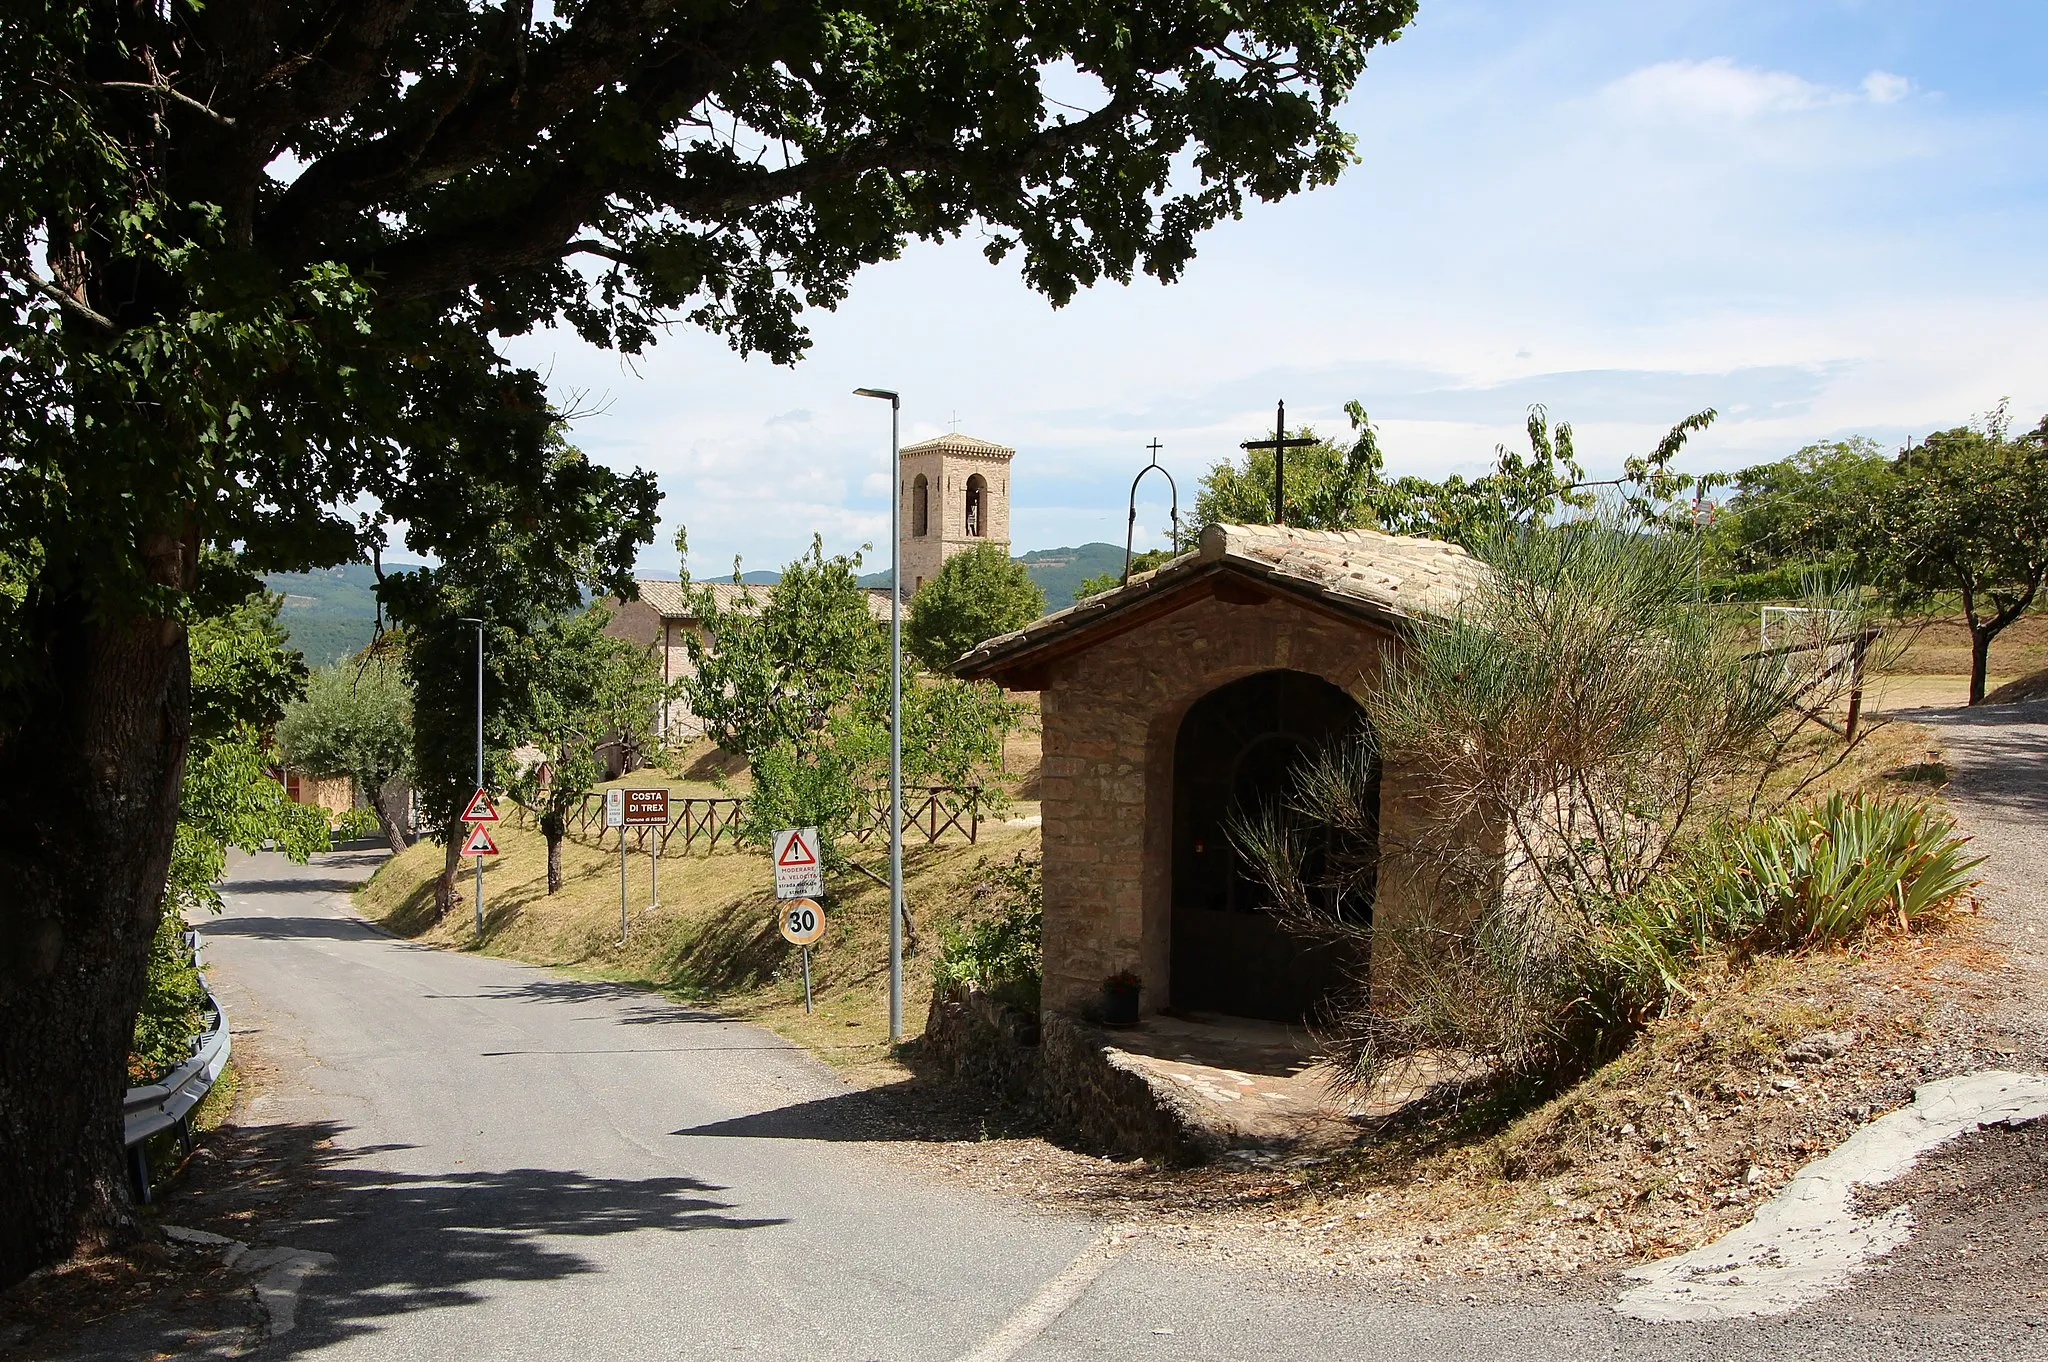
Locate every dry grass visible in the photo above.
<box><xmin>1878</xmin><ymin>610</ymin><xmax>2048</xmax><ymax>677</ymax></box>
<box><xmin>357</xmin><ymin>807</ymin><xmax>1043</xmax><ymax>1084</ymax></box>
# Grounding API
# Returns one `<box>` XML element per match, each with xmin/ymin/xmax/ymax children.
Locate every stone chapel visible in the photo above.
<box><xmin>899</xmin><ymin>432</ymin><xmax>1014</xmax><ymax>596</ymax></box>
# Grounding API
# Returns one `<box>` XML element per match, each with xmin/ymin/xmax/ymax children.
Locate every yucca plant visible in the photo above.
<box><xmin>1656</xmin><ymin>794</ymin><xmax>1981</xmax><ymax>953</ymax></box>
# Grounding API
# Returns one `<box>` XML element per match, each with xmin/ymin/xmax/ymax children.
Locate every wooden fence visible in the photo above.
<box><xmin>522</xmin><ymin>783</ymin><xmax>983</xmax><ymax>856</ymax></box>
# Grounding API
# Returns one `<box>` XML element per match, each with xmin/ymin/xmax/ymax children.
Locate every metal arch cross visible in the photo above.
<box><xmin>1124</xmin><ymin>438</ymin><xmax>1180</xmax><ymax>585</ymax></box>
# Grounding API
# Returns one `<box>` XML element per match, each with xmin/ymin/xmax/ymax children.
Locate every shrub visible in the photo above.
<box><xmin>130</xmin><ymin>914</ymin><xmax>206</xmax><ymax>1085</ymax></box>
<box><xmin>1240</xmin><ymin>518</ymin><xmax>1902</xmax><ymax>1095</ymax></box>
<box><xmin>333</xmin><ymin>805</ymin><xmax>383</xmax><ymax>841</ymax></box>
<box><xmin>1640</xmin><ymin>793</ymin><xmax>1981</xmax><ymax>956</ymax></box>
<box><xmin>933</xmin><ymin>852</ymin><xmax>1042</xmax><ymax>1009</ymax></box>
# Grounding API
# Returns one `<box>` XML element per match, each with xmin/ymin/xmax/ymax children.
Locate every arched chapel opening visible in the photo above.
<box><xmin>911</xmin><ymin>474</ymin><xmax>929</xmax><ymax>537</ymax></box>
<box><xmin>1170</xmin><ymin>669</ymin><xmax>1378</xmax><ymax>1022</ymax></box>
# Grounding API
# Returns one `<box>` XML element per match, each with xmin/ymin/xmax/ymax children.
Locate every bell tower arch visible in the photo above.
<box><xmin>899</xmin><ymin>432</ymin><xmax>1014</xmax><ymax>597</ymax></box>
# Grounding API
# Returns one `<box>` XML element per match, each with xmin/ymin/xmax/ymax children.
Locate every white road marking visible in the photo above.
<box><xmin>956</xmin><ymin>1229</ymin><xmax>1132</xmax><ymax>1362</ymax></box>
<box><xmin>1618</xmin><ymin>1070</ymin><xmax>2048</xmax><ymax>1321</ymax></box>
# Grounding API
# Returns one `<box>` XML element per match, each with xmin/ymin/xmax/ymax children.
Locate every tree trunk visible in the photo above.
<box><xmin>371</xmin><ymin>779</ymin><xmax>411</xmax><ymax>855</ymax></box>
<box><xmin>0</xmin><ymin>601</ymin><xmax>190</xmax><ymax>1287</ymax></box>
<box><xmin>1970</xmin><ymin>627</ymin><xmax>1993</xmax><ymax>706</ymax></box>
<box><xmin>434</xmin><ymin>826</ymin><xmax>462</xmax><ymax>918</ymax></box>
<box><xmin>541</xmin><ymin>810</ymin><xmax>565</xmax><ymax>894</ymax></box>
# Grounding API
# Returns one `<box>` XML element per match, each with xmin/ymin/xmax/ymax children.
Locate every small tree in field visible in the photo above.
<box><xmin>683</xmin><ymin>540</ymin><xmax>1016</xmax><ymax>879</ymax></box>
<box><xmin>278</xmin><ymin>656</ymin><xmax>415</xmax><ymax>853</ymax></box>
<box><xmin>1856</xmin><ymin>406</ymin><xmax>2048</xmax><ymax>704</ymax></box>
<box><xmin>905</xmin><ymin>543</ymin><xmax>1046</xmax><ymax>672</ymax></box>
<box><xmin>512</xmin><ymin>608</ymin><xmax>665</xmax><ymax>893</ymax></box>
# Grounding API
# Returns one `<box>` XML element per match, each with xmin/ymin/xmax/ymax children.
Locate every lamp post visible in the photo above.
<box><xmin>456</xmin><ymin>616</ymin><xmax>485</xmax><ymax>936</ymax></box>
<box><xmin>853</xmin><ymin>386</ymin><xmax>904</xmax><ymax>1044</ymax></box>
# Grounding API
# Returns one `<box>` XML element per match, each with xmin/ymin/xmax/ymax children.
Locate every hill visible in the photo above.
<box><xmin>1014</xmin><ymin>543</ymin><xmax>1126</xmax><ymax>607</ymax></box>
<box><xmin>262</xmin><ymin>564</ymin><xmax>385</xmax><ymax>666</ymax></box>
<box><xmin>854</xmin><ymin>542</ymin><xmax>1126</xmax><ymax>610</ymax></box>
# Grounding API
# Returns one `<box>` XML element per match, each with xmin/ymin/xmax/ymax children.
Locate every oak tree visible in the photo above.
<box><xmin>0</xmin><ymin>0</ymin><xmax>1416</xmax><ymax>1282</ymax></box>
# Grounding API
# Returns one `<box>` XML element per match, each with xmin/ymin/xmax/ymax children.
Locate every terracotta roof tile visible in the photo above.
<box><xmin>953</xmin><ymin>523</ymin><xmax>1487</xmax><ymax>677</ymax></box>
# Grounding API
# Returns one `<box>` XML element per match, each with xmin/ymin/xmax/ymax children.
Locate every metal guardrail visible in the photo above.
<box><xmin>122</xmin><ymin>930</ymin><xmax>230</xmax><ymax>1203</ymax></box>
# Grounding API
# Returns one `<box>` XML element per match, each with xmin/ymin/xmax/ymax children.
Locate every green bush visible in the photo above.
<box><xmin>933</xmin><ymin>852</ymin><xmax>1043</xmax><ymax>1009</ymax></box>
<box><xmin>332</xmin><ymin>805</ymin><xmax>383</xmax><ymax>841</ymax></box>
<box><xmin>130</xmin><ymin>913</ymin><xmax>206</xmax><ymax>1085</ymax></box>
<box><xmin>1638</xmin><ymin>793</ymin><xmax>1981</xmax><ymax>958</ymax></box>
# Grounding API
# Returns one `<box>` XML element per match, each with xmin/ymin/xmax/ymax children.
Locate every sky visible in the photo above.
<box><xmin>502</xmin><ymin>0</ymin><xmax>2048</xmax><ymax>580</ymax></box>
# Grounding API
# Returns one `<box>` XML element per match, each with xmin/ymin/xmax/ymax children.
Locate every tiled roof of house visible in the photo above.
<box><xmin>625</xmin><ymin>579</ymin><xmax>898</xmax><ymax>624</ymax></box>
<box><xmin>953</xmin><ymin>522</ymin><xmax>1488</xmax><ymax>678</ymax></box>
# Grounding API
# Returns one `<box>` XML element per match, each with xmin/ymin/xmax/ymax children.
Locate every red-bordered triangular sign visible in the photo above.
<box><xmin>461</xmin><ymin>823</ymin><xmax>500</xmax><ymax>857</ymax></box>
<box><xmin>461</xmin><ymin>788</ymin><xmax>500</xmax><ymax>823</ymax></box>
<box><xmin>776</xmin><ymin>831</ymin><xmax>817</xmax><ymax>868</ymax></box>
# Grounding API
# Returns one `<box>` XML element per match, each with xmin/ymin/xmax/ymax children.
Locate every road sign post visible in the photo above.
<box><xmin>605</xmin><ymin>789</ymin><xmax>627</xmax><ymax>939</ymax></box>
<box><xmin>772</xmin><ymin>827</ymin><xmax>823</xmax><ymax>900</ymax></box>
<box><xmin>623</xmin><ymin>789</ymin><xmax>669</xmax><ymax>913</ymax></box>
<box><xmin>779</xmin><ymin>897</ymin><xmax>825</xmax><ymax>1013</ymax></box>
<box><xmin>460</xmin><ymin>788</ymin><xmax>500</xmax><ymax>934</ymax></box>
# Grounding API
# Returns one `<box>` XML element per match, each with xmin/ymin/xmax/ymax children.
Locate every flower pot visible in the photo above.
<box><xmin>1100</xmin><ymin>986</ymin><xmax>1141</xmax><ymax>1027</ymax></box>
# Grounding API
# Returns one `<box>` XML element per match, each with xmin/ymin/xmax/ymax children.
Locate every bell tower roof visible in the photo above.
<box><xmin>900</xmin><ymin>432</ymin><xmax>1014</xmax><ymax>460</ymax></box>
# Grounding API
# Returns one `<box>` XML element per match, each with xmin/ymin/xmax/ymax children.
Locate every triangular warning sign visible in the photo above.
<box><xmin>461</xmin><ymin>788</ymin><xmax>500</xmax><ymax>823</ymax></box>
<box><xmin>776</xmin><ymin>832</ymin><xmax>817</xmax><ymax>868</ymax></box>
<box><xmin>461</xmin><ymin>823</ymin><xmax>500</xmax><ymax>857</ymax></box>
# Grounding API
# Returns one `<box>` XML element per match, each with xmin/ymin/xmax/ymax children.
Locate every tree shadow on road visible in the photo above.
<box><xmin>672</xmin><ymin>1076</ymin><xmax>1044</xmax><ymax>1147</ymax></box>
<box><xmin>430</xmin><ymin>976</ymin><xmax>734</xmax><ymax>1027</ymax></box>
<box><xmin>1911</xmin><ymin>701</ymin><xmax>2048</xmax><ymax>822</ymax></box>
<box><xmin>16</xmin><ymin>1117</ymin><xmax>785</xmax><ymax>1362</ymax></box>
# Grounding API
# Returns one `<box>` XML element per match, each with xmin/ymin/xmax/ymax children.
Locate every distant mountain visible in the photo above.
<box><xmin>263</xmin><ymin>564</ymin><xmax>386</xmax><ymax>667</ymax></box>
<box><xmin>262</xmin><ymin>544</ymin><xmax>1137</xmax><ymax>663</ymax></box>
<box><xmin>855</xmin><ymin>542</ymin><xmax>1128</xmax><ymax>611</ymax></box>
<box><xmin>1016</xmin><ymin>543</ymin><xmax>1127</xmax><ymax>608</ymax></box>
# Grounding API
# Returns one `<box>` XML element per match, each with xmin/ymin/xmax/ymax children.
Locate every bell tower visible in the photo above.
<box><xmin>899</xmin><ymin>432</ymin><xmax>1014</xmax><ymax>597</ymax></box>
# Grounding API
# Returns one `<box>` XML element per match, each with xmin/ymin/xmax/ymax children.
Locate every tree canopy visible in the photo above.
<box><xmin>1854</xmin><ymin>408</ymin><xmax>2048</xmax><ymax>704</ymax></box>
<box><xmin>278</xmin><ymin>657</ymin><xmax>417</xmax><ymax>852</ymax></box>
<box><xmin>0</xmin><ymin>0</ymin><xmax>1421</xmax><ymax>1286</ymax></box>
<box><xmin>905</xmin><ymin>542</ymin><xmax>1047</xmax><ymax>671</ymax></box>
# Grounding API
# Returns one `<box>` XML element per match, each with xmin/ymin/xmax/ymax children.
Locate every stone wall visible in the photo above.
<box><xmin>1035</xmin><ymin>589</ymin><xmax>1438</xmax><ymax>1016</ymax></box>
<box><xmin>917</xmin><ymin>989</ymin><xmax>1220</xmax><ymax>1165</ymax></box>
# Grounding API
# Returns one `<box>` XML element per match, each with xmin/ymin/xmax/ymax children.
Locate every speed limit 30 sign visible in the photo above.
<box><xmin>779</xmin><ymin>898</ymin><xmax>825</xmax><ymax>946</ymax></box>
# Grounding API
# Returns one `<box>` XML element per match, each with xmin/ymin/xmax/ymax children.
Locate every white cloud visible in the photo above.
<box><xmin>1862</xmin><ymin>71</ymin><xmax>1912</xmax><ymax>105</ymax></box>
<box><xmin>1602</xmin><ymin>57</ymin><xmax>1912</xmax><ymax>122</ymax></box>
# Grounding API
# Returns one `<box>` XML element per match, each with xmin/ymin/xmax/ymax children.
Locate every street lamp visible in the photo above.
<box><xmin>853</xmin><ymin>386</ymin><xmax>905</xmax><ymax>1045</ymax></box>
<box><xmin>456</xmin><ymin>616</ymin><xmax>485</xmax><ymax>936</ymax></box>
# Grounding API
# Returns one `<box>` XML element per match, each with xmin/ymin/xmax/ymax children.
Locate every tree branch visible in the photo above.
<box><xmin>100</xmin><ymin>80</ymin><xmax>238</xmax><ymax>128</ymax></box>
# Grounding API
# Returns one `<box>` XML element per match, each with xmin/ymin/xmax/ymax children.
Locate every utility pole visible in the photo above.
<box><xmin>854</xmin><ymin>386</ymin><xmax>905</xmax><ymax>1044</ymax></box>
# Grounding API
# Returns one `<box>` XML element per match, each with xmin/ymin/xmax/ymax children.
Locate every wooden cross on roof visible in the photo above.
<box><xmin>1240</xmin><ymin>399</ymin><xmax>1317</xmax><ymax>526</ymax></box>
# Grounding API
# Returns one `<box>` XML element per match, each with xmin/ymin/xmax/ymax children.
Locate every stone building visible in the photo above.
<box><xmin>899</xmin><ymin>432</ymin><xmax>1014</xmax><ymax>597</ymax></box>
<box><xmin>954</xmin><ymin>523</ymin><xmax>1490</xmax><ymax>1024</ymax></box>
<box><xmin>603</xmin><ymin>580</ymin><xmax>896</xmax><ymax>745</ymax></box>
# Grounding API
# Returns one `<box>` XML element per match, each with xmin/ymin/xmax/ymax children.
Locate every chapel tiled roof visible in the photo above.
<box><xmin>952</xmin><ymin>522</ymin><xmax>1487</xmax><ymax>679</ymax></box>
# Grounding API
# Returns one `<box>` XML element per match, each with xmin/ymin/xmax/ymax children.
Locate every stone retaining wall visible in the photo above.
<box><xmin>918</xmin><ymin>988</ymin><xmax>1217</xmax><ymax>1164</ymax></box>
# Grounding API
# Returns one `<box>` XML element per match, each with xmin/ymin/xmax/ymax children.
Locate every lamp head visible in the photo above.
<box><xmin>853</xmin><ymin>387</ymin><xmax>899</xmax><ymax>407</ymax></box>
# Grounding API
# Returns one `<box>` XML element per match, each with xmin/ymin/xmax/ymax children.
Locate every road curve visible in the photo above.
<box><xmin>195</xmin><ymin>850</ymin><xmax>2040</xmax><ymax>1361</ymax></box>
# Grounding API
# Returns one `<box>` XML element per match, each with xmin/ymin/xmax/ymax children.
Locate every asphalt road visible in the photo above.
<box><xmin>192</xmin><ymin>849</ymin><xmax>2045</xmax><ymax>1361</ymax></box>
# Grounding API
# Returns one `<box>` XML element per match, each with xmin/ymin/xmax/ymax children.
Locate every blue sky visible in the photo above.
<box><xmin>505</xmin><ymin>0</ymin><xmax>2048</xmax><ymax>578</ymax></box>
